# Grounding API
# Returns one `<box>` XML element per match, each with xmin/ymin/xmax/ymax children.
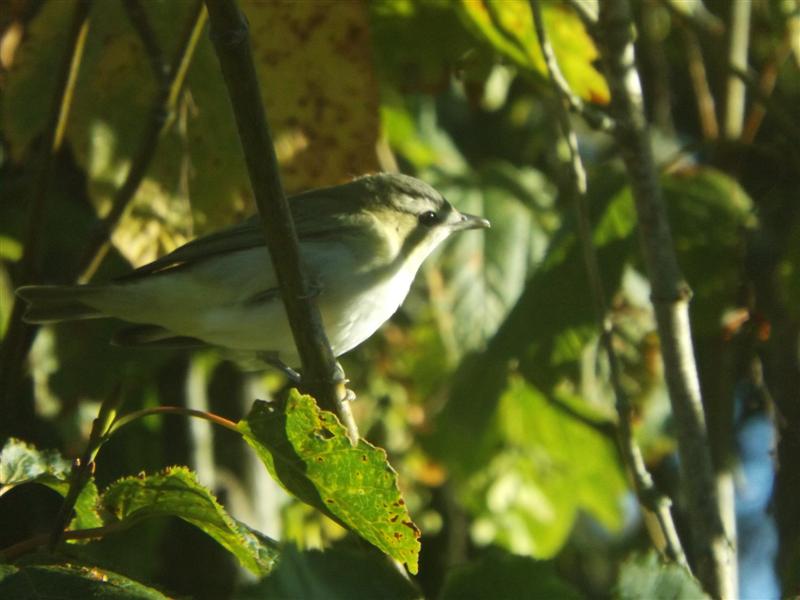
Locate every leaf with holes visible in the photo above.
<box><xmin>101</xmin><ymin>466</ymin><xmax>278</xmax><ymax>575</ymax></box>
<box><xmin>238</xmin><ymin>391</ymin><xmax>421</xmax><ymax>573</ymax></box>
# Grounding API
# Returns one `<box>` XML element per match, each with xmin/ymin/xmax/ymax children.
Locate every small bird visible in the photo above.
<box><xmin>17</xmin><ymin>173</ymin><xmax>489</xmax><ymax>368</ymax></box>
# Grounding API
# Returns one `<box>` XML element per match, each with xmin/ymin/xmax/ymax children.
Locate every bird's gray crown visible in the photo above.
<box><xmin>291</xmin><ymin>173</ymin><xmax>444</xmax><ymax>213</ymax></box>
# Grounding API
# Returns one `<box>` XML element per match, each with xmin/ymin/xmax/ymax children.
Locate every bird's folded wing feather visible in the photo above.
<box><xmin>117</xmin><ymin>194</ymin><xmax>351</xmax><ymax>282</ymax></box>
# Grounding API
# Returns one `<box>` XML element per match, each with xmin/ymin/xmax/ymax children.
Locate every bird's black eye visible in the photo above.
<box><xmin>419</xmin><ymin>211</ymin><xmax>439</xmax><ymax>226</ymax></box>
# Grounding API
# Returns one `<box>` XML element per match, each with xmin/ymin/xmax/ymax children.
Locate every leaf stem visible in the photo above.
<box><xmin>203</xmin><ymin>0</ymin><xmax>358</xmax><ymax>443</ymax></box>
<box><xmin>109</xmin><ymin>405</ymin><xmax>241</xmax><ymax>436</ymax></box>
<box><xmin>529</xmin><ymin>0</ymin><xmax>687</xmax><ymax>569</ymax></box>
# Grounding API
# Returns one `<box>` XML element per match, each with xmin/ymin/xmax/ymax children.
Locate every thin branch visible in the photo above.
<box><xmin>0</xmin><ymin>0</ymin><xmax>92</xmax><ymax>436</ymax></box>
<box><xmin>741</xmin><ymin>34</ymin><xmax>793</xmax><ymax>145</ymax></box>
<box><xmin>529</xmin><ymin>3</ymin><xmax>614</xmax><ymax>133</ymax></box>
<box><xmin>49</xmin><ymin>386</ymin><xmax>125</xmax><ymax>548</ymax></box>
<box><xmin>657</xmin><ymin>0</ymin><xmax>725</xmax><ymax>37</ymax></box>
<box><xmin>529</xmin><ymin>0</ymin><xmax>687</xmax><ymax>568</ymax></box>
<box><xmin>76</xmin><ymin>0</ymin><xmax>207</xmax><ymax>283</ymax></box>
<box><xmin>595</xmin><ymin>1</ymin><xmax>736</xmax><ymax>598</ymax></box>
<box><xmin>109</xmin><ymin>405</ymin><xmax>240</xmax><ymax>436</ymax></box>
<box><xmin>723</xmin><ymin>0</ymin><xmax>751</xmax><ymax>140</ymax></box>
<box><xmin>682</xmin><ymin>28</ymin><xmax>719</xmax><ymax>140</ymax></box>
<box><xmin>203</xmin><ymin>0</ymin><xmax>358</xmax><ymax>443</ymax></box>
<box><xmin>726</xmin><ymin>62</ymin><xmax>800</xmax><ymax>144</ymax></box>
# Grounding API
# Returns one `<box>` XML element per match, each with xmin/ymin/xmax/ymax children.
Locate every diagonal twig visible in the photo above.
<box><xmin>203</xmin><ymin>0</ymin><xmax>358</xmax><ymax>442</ymax></box>
<box><xmin>529</xmin><ymin>0</ymin><xmax>687</xmax><ymax>569</ymax></box>
<box><xmin>595</xmin><ymin>1</ymin><xmax>736</xmax><ymax>597</ymax></box>
<box><xmin>77</xmin><ymin>0</ymin><xmax>207</xmax><ymax>283</ymax></box>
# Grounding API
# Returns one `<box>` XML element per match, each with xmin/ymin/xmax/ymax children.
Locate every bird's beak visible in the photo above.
<box><xmin>450</xmin><ymin>212</ymin><xmax>491</xmax><ymax>231</ymax></box>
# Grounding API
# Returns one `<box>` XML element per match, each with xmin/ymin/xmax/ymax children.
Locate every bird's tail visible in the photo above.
<box><xmin>15</xmin><ymin>285</ymin><xmax>104</xmax><ymax>324</ymax></box>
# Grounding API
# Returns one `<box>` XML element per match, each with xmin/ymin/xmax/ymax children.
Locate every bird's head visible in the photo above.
<box><xmin>350</xmin><ymin>173</ymin><xmax>490</xmax><ymax>266</ymax></box>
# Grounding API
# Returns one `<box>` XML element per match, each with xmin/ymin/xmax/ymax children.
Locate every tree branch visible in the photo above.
<box><xmin>203</xmin><ymin>0</ymin><xmax>358</xmax><ymax>442</ymax></box>
<box><xmin>529</xmin><ymin>0</ymin><xmax>687</xmax><ymax>569</ymax></box>
<box><xmin>723</xmin><ymin>0</ymin><xmax>751</xmax><ymax>140</ymax></box>
<box><xmin>0</xmin><ymin>0</ymin><xmax>92</xmax><ymax>437</ymax></box>
<box><xmin>595</xmin><ymin>2</ymin><xmax>736</xmax><ymax>597</ymax></box>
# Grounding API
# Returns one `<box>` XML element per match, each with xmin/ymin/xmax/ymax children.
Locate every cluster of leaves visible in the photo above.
<box><xmin>0</xmin><ymin>390</ymin><xmax>420</xmax><ymax>596</ymax></box>
<box><xmin>2</xmin><ymin>0</ymin><xmax>796</xmax><ymax>597</ymax></box>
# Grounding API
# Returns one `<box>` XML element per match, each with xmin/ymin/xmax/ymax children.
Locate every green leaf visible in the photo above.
<box><xmin>236</xmin><ymin>544</ymin><xmax>420</xmax><ymax>600</ymax></box>
<box><xmin>615</xmin><ymin>552</ymin><xmax>708</xmax><ymax>600</ymax></box>
<box><xmin>2</xmin><ymin>0</ymin><xmax>380</xmax><ymax>266</ymax></box>
<box><xmin>238</xmin><ymin>391</ymin><xmax>421</xmax><ymax>574</ymax></box>
<box><xmin>456</xmin><ymin>0</ymin><xmax>609</xmax><ymax>102</ymax></box>
<box><xmin>462</xmin><ymin>377</ymin><xmax>626</xmax><ymax>557</ymax></box>
<box><xmin>0</xmin><ymin>563</ymin><xmax>167</xmax><ymax>599</ymax></box>
<box><xmin>440</xmin><ymin>548</ymin><xmax>581</xmax><ymax>600</ymax></box>
<box><xmin>101</xmin><ymin>466</ymin><xmax>278</xmax><ymax>576</ymax></box>
<box><xmin>0</xmin><ymin>437</ymin><xmax>71</xmax><ymax>493</ymax></box>
<box><xmin>426</xmin><ymin>175</ymin><xmax>633</xmax><ymax>475</ymax></box>
<box><xmin>428</xmin><ymin>162</ymin><xmax>557</xmax><ymax>356</ymax></box>
<box><xmin>0</xmin><ymin>438</ymin><xmax>102</xmax><ymax>530</ymax></box>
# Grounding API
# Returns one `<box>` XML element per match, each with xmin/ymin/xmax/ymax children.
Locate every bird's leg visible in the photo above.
<box><xmin>258</xmin><ymin>352</ymin><xmax>302</xmax><ymax>383</ymax></box>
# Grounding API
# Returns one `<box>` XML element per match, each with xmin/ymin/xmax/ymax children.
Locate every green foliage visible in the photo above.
<box><xmin>2</xmin><ymin>0</ymin><xmax>380</xmax><ymax>266</ymax></box>
<box><xmin>0</xmin><ymin>438</ymin><xmax>102</xmax><ymax>530</ymax></box>
<box><xmin>101</xmin><ymin>466</ymin><xmax>278</xmax><ymax>576</ymax></box>
<box><xmin>439</xmin><ymin>548</ymin><xmax>581</xmax><ymax>600</ymax></box>
<box><xmin>456</xmin><ymin>0</ymin><xmax>609</xmax><ymax>102</ymax></box>
<box><xmin>429</xmin><ymin>161</ymin><xmax>557</xmax><ymax>355</ymax></box>
<box><xmin>615</xmin><ymin>552</ymin><xmax>708</xmax><ymax>600</ymax></box>
<box><xmin>460</xmin><ymin>377</ymin><xmax>625</xmax><ymax>557</ymax></box>
<box><xmin>0</xmin><ymin>563</ymin><xmax>167</xmax><ymax>599</ymax></box>
<box><xmin>236</xmin><ymin>543</ymin><xmax>420</xmax><ymax>600</ymax></box>
<box><xmin>238</xmin><ymin>391</ymin><xmax>421</xmax><ymax>573</ymax></box>
<box><xmin>2</xmin><ymin>0</ymin><xmax>793</xmax><ymax>596</ymax></box>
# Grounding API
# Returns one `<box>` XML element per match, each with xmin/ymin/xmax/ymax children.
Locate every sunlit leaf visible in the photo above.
<box><xmin>101</xmin><ymin>466</ymin><xmax>279</xmax><ymax>576</ymax></box>
<box><xmin>0</xmin><ymin>438</ymin><xmax>102</xmax><ymax>530</ymax></box>
<box><xmin>456</xmin><ymin>0</ymin><xmax>609</xmax><ymax>103</ymax></box>
<box><xmin>0</xmin><ymin>563</ymin><xmax>167</xmax><ymax>599</ymax></box>
<box><xmin>2</xmin><ymin>0</ymin><xmax>380</xmax><ymax>266</ymax></box>
<box><xmin>462</xmin><ymin>377</ymin><xmax>625</xmax><ymax>557</ymax></box>
<box><xmin>616</xmin><ymin>552</ymin><xmax>708</xmax><ymax>600</ymax></box>
<box><xmin>238</xmin><ymin>391</ymin><xmax>421</xmax><ymax>574</ymax></box>
<box><xmin>0</xmin><ymin>437</ymin><xmax>71</xmax><ymax>492</ymax></box>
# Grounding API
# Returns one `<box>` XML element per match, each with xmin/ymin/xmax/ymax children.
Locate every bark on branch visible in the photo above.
<box><xmin>204</xmin><ymin>0</ymin><xmax>357</xmax><ymax>441</ymax></box>
<box><xmin>595</xmin><ymin>1</ymin><xmax>736</xmax><ymax>597</ymax></box>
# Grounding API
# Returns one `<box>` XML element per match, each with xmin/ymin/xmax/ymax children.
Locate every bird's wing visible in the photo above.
<box><xmin>117</xmin><ymin>215</ymin><xmax>265</xmax><ymax>280</ymax></box>
<box><xmin>117</xmin><ymin>193</ymin><xmax>355</xmax><ymax>282</ymax></box>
